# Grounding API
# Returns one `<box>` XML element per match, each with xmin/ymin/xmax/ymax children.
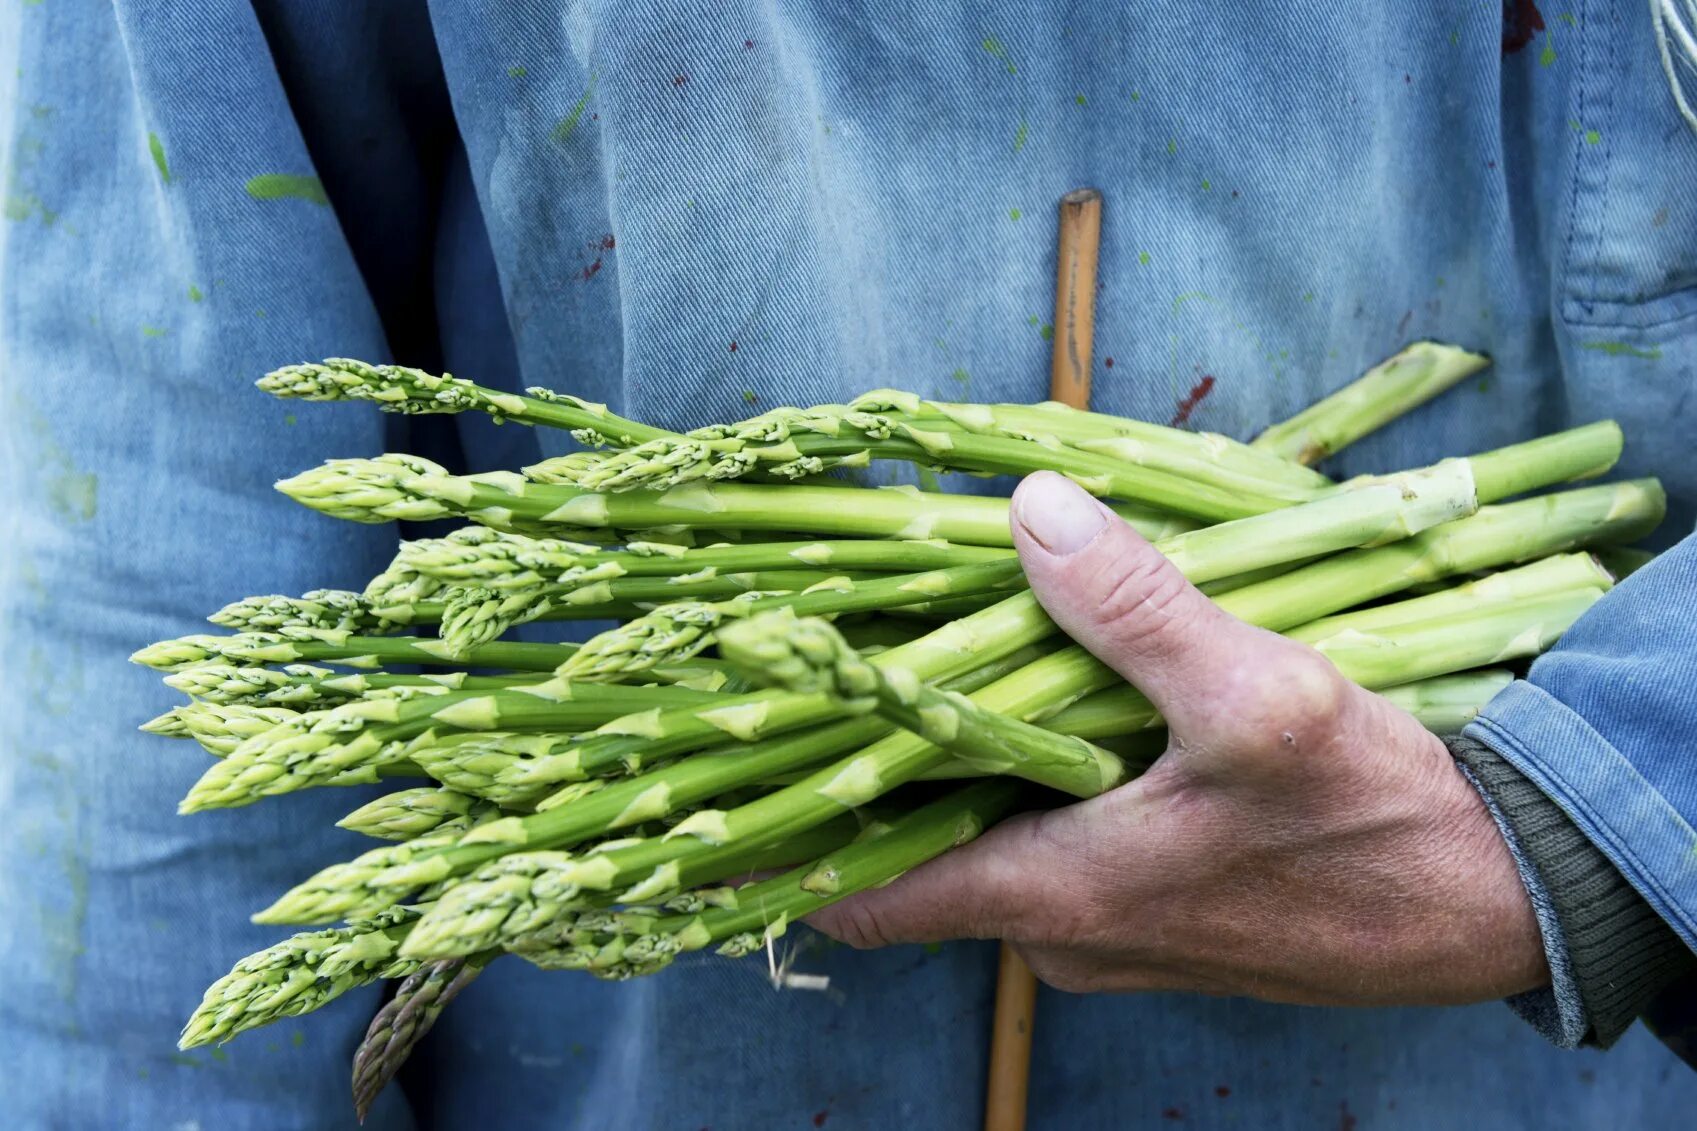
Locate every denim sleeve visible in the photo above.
<box><xmin>1465</xmin><ymin>534</ymin><xmax>1697</xmax><ymax>1051</ymax></box>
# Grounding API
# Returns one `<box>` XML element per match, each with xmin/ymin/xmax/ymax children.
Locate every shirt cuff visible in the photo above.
<box><xmin>1452</xmin><ymin>732</ymin><xmax>1697</xmax><ymax>1047</ymax></box>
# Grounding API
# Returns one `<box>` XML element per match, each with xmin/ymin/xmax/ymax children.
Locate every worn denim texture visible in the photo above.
<box><xmin>2</xmin><ymin>2</ymin><xmax>1695</xmax><ymax>1128</ymax></box>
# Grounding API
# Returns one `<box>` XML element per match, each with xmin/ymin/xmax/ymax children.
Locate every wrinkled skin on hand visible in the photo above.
<box><xmin>810</xmin><ymin>472</ymin><xmax>1548</xmax><ymax>1005</ymax></box>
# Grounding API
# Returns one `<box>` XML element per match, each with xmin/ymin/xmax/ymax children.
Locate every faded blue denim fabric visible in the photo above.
<box><xmin>2</xmin><ymin>2</ymin><xmax>1695</xmax><ymax>1129</ymax></box>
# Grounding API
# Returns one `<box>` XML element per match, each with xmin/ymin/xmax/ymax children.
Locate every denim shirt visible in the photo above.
<box><xmin>2</xmin><ymin>2</ymin><xmax>1694</xmax><ymax>1128</ymax></box>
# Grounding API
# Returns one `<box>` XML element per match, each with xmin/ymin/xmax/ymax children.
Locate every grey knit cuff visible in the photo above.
<box><xmin>1451</xmin><ymin>733</ymin><xmax>1697</xmax><ymax>1048</ymax></box>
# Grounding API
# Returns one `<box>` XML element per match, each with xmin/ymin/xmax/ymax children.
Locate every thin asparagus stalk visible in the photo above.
<box><xmin>215</xmin><ymin>569</ymin><xmax>875</xmax><ymax>643</ymax></box>
<box><xmin>717</xmin><ymin>613</ymin><xmax>1126</xmax><ymax>798</ymax></box>
<box><xmin>351</xmin><ymin>957</ymin><xmax>487</xmax><ymax>1121</ymax></box>
<box><xmin>178</xmin><ymin>679</ymin><xmax>731</xmax><ymax>813</ymax></box>
<box><xmin>142</xmin><ymin>703</ymin><xmax>302</xmax><ymax>757</ymax></box>
<box><xmin>857</xmin><ymin>389</ymin><xmax>1334</xmax><ymax>493</ymax></box>
<box><xmin>178</xmin><ymin>908</ymin><xmax>424</xmax><ymax>1049</ymax></box>
<box><xmin>211</xmin><ymin>590</ymin><xmax>406</xmax><ymax>634</ymax></box>
<box><xmin>380</xmin><ymin>529</ymin><xmax>1016</xmax><ymax>596</ymax></box>
<box><xmin>258</xmin><ymin>359</ymin><xmax>680</xmax><ymax>446</ymax></box>
<box><xmin>402</xmin><ymin>779</ymin><xmax>1021</xmax><ymax>966</ymax></box>
<box><xmin>556</xmin><ymin>557</ymin><xmax>1027</xmax><ymax>681</ymax></box>
<box><xmin>274</xmin><ymin>457</ymin><xmax>1195</xmax><ymax>545</ymax></box>
<box><xmin>401</xmin><ymin>643</ymin><xmax>1052</xmax><ymax>814</ymax></box>
<box><xmin>337</xmin><ymin>787</ymin><xmax>498</xmax><ymax>841</ymax></box>
<box><xmin>1252</xmin><ymin>342</ymin><xmax>1491</xmax><ymax>464</ymax></box>
<box><xmin>165</xmin><ymin>665</ymin><xmax>521</xmax><ymax>709</ymax></box>
<box><xmin>132</xmin><ymin>629</ymin><xmax>581</xmax><ymax>674</ymax></box>
<box><xmin>542</xmin><ymin>403</ymin><xmax>1311</xmax><ymax>521</ymax></box>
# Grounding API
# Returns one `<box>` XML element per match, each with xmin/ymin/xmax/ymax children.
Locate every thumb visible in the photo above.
<box><xmin>1010</xmin><ymin>471</ymin><xmax>1308</xmax><ymax>737</ymax></box>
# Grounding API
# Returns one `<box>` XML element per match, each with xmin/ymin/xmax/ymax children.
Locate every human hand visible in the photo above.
<box><xmin>809</xmin><ymin>472</ymin><xmax>1548</xmax><ymax>1005</ymax></box>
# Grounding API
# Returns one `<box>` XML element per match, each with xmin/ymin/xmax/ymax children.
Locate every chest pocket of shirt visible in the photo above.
<box><xmin>1557</xmin><ymin>1</ymin><xmax>1697</xmax><ymax>330</ymax></box>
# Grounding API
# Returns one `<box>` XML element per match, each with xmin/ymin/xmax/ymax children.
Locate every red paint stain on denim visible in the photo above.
<box><xmin>1502</xmin><ymin>0</ymin><xmax>1545</xmax><ymax>54</ymax></box>
<box><xmin>1339</xmin><ymin>1100</ymin><xmax>1358</xmax><ymax>1131</ymax></box>
<box><xmin>673</xmin><ymin>74</ymin><xmax>688</xmax><ymax>87</ymax></box>
<box><xmin>582</xmin><ymin>259</ymin><xmax>602</xmax><ymax>281</ymax></box>
<box><xmin>1161</xmin><ymin>1106</ymin><xmax>1186</xmax><ymax>1121</ymax></box>
<box><xmin>728</xmin><ymin>341</ymin><xmax>738</xmax><ymax>352</ymax></box>
<box><xmin>1170</xmin><ymin>375</ymin><xmax>1215</xmax><ymax>427</ymax></box>
<box><xmin>812</xmin><ymin>1110</ymin><xmax>829</xmax><ymax>1127</ymax></box>
<box><xmin>1104</xmin><ymin>357</ymin><xmax>1114</xmax><ymax>368</ymax></box>
<box><xmin>745</xmin><ymin>39</ymin><xmax>756</xmax><ymax>50</ymax></box>
<box><xmin>1214</xmin><ymin>1085</ymin><xmax>1232</xmax><ymax>1098</ymax></box>
<box><xmin>601</xmin><ymin>234</ymin><xmax>616</xmax><ymax>250</ymax></box>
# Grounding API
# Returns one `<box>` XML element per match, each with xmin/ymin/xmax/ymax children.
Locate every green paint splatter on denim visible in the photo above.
<box><xmin>246</xmin><ymin>174</ymin><xmax>328</xmax><ymax>205</ymax></box>
<box><xmin>1539</xmin><ymin>33</ymin><xmax>1557</xmax><ymax>67</ymax></box>
<box><xmin>1008</xmin><ymin>208</ymin><xmax>1021</xmax><ymax>221</ymax></box>
<box><xmin>1039</xmin><ymin>323</ymin><xmax>1054</xmax><ymax>341</ymax></box>
<box><xmin>47</xmin><ymin>472</ymin><xmax>97</xmax><ymax>521</ymax></box>
<box><xmin>508</xmin><ymin>64</ymin><xmax>528</xmax><ymax>78</ymax></box>
<box><xmin>1012</xmin><ymin>119</ymin><xmax>1028</xmax><ymax>153</ymax></box>
<box><xmin>1584</xmin><ymin>128</ymin><xmax>1600</xmax><ymax>145</ymax></box>
<box><xmin>1582</xmin><ymin>341</ymin><xmax>1660</xmax><ymax>360</ymax></box>
<box><xmin>1074</xmin><ymin>93</ymin><xmax>1087</xmax><ymax>106</ymax></box>
<box><xmin>148</xmin><ymin>132</ymin><xmax>171</xmax><ymax>183</ymax></box>
<box><xmin>1138</xmin><ymin>251</ymin><xmax>1150</xmax><ymax>265</ymax></box>
<box><xmin>552</xmin><ymin>73</ymin><xmax>599</xmax><ymax>145</ymax></box>
<box><xmin>187</xmin><ymin>284</ymin><xmax>203</xmax><ymax>302</ymax></box>
<box><xmin>140</xmin><ymin>325</ymin><xmax>166</xmax><ymax>338</ymax></box>
<box><xmin>981</xmin><ymin>38</ymin><xmax>1016</xmax><ymax>74</ymax></box>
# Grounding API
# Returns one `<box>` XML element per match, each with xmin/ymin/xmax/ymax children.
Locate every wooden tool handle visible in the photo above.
<box><xmin>1047</xmin><ymin>188</ymin><xmax>1103</xmax><ymax>411</ymax></box>
<box><xmin>983</xmin><ymin>187</ymin><xmax>1104</xmax><ymax>1131</ymax></box>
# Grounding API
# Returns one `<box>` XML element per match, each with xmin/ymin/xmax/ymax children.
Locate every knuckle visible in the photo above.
<box><xmin>1221</xmin><ymin>642</ymin><xmax>1349</xmax><ymax>747</ymax></box>
<box><xmin>1022</xmin><ymin>951</ymin><xmax>1103</xmax><ymax>994</ymax></box>
<box><xmin>1005</xmin><ymin>812</ymin><xmax>1113</xmax><ymax>945</ymax></box>
<box><xmin>824</xmin><ymin>900</ymin><xmax>897</xmax><ymax>950</ymax></box>
<box><xmin>1086</xmin><ymin>551</ymin><xmax>1201</xmax><ymax>655</ymax></box>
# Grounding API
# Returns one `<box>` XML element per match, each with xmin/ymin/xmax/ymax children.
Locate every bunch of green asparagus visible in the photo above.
<box><xmin>135</xmin><ymin>342</ymin><xmax>1664</xmax><ymax>1117</ymax></box>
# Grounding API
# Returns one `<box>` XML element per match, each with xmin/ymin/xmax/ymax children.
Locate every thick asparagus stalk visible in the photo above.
<box><xmin>1032</xmin><ymin>668</ymin><xmax>1517</xmax><ymax>753</ymax></box>
<box><xmin>1252</xmin><ymin>342</ymin><xmax>1491</xmax><ymax>464</ymax></box>
<box><xmin>1286</xmin><ymin>552</ymin><xmax>1612</xmax><ymax>645</ymax></box>
<box><xmin>1216</xmin><ymin>479</ymin><xmax>1662</xmax><ymax>632</ymax></box>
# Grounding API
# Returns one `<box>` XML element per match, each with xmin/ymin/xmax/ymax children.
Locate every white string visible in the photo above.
<box><xmin>764</xmin><ymin>929</ymin><xmax>831</xmax><ymax>992</ymax></box>
<box><xmin>1652</xmin><ymin>0</ymin><xmax>1697</xmax><ymax>133</ymax></box>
